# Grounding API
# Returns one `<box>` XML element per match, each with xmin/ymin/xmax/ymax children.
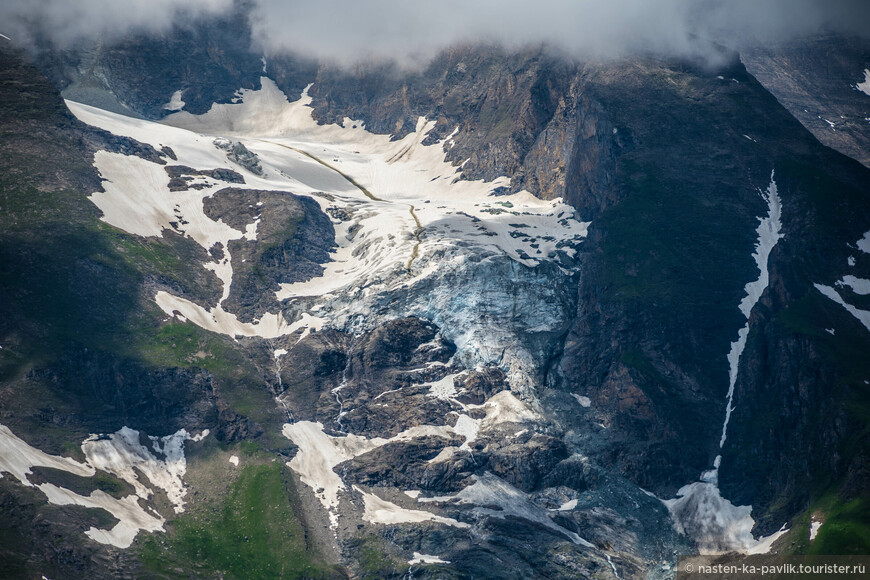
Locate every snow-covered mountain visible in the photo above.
<box><xmin>0</xmin><ymin>12</ymin><xmax>869</xmax><ymax>580</ymax></box>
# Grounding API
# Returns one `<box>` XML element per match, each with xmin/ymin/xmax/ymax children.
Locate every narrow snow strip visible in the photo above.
<box><xmin>409</xmin><ymin>553</ymin><xmax>450</xmax><ymax>565</ymax></box>
<box><xmin>38</xmin><ymin>484</ymin><xmax>164</xmax><ymax>548</ymax></box>
<box><xmin>810</xmin><ymin>520</ymin><xmax>823</xmax><ymax>541</ymax></box>
<box><xmin>155</xmin><ymin>291</ymin><xmax>323</xmax><ymax>339</ymax></box>
<box><xmin>857</xmin><ymin>69</ymin><xmax>870</xmax><ymax>98</ymax></box>
<box><xmin>664</xmin><ymin>173</ymin><xmax>786</xmax><ymax>556</ymax></box>
<box><xmin>815</xmin><ymin>284</ymin><xmax>870</xmax><ymax>332</ymax></box>
<box><xmin>356</xmin><ymin>487</ymin><xmax>469</xmax><ymax>528</ymax></box>
<box><xmin>0</xmin><ymin>425</ymin><xmax>95</xmax><ymax>484</ymax></box>
<box><xmin>720</xmin><ymin>172</ymin><xmax>783</xmax><ymax>453</ymax></box>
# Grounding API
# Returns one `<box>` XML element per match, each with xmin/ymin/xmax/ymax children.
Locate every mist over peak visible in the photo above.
<box><xmin>2</xmin><ymin>0</ymin><xmax>868</xmax><ymax>67</ymax></box>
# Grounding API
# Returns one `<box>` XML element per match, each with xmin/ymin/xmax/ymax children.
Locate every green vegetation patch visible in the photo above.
<box><xmin>140</xmin><ymin>462</ymin><xmax>340</xmax><ymax>579</ymax></box>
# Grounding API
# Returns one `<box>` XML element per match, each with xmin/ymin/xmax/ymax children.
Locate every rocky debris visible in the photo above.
<box><xmin>214</xmin><ymin>399</ymin><xmax>263</xmax><ymax>442</ymax></box>
<box><xmin>742</xmin><ymin>35</ymin><xmax>870</xmax><ymax>169</ymax></box>
<box><xmin>202</xmin><ymin>187</ymin><xmax>336</xmax><ymax>321</ymax></box>
<box><xmin>213</xmin><ymin>138</ymin><xmax>263</xmax><ymax>176</ymax></box>
<box><xmin>483</xmin><ymin>433</ymin><xmax>569</xmax><ymax>492</ymax></box>
<box><xmin>164</xmin><ymin>165</ymin><xmax>245</xmax><ymax>192</ymax></box>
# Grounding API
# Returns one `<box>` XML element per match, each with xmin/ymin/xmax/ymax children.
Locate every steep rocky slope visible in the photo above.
<box><xmin>742</xmin><ymin>34</ymin><xmax>870</xmax><ymax>168</ymax></box>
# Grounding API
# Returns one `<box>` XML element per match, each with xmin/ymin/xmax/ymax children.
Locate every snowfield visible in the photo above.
<box><xmin>67</xmin><ymin>79</ymin><xmax>587</xmax><ymax>349</ymax></box>
<box><xmin>0</xmin><ymin>423</ymin><xmax>206</xmax><ymax>548</ymax></box>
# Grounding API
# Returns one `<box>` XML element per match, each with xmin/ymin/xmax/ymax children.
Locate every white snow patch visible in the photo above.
<box><xmin>427</xmin><ymin>373</ymin><xmax>457</xmax><ymax>400</ymax></box>
<box><xmin>856</xmin><ymin>69</ymin><xmax>870</xmax><ymax>97</ymax></box>
<box><xmin>572</xmin><ymin>394</ymin><xmax>592</xmax><ymax>407</ymax></box>
<box><xmin>452</xmin><ymin>415</ymin><xmax>479</xmax><ymax>450</ymax></box>
<box><xmin>282</xmin><ymin>421</ymin><xmax>454</xmax><ymax>528</ymax></box>
<box><xmin>229</xmin><ymin>455</ymin><xmax>239</xmax><ymax>467</ymax></box>
<box><xmin>840</xmin><ymin>275</ymin><xmax>870</xmax><ymax>295</ymax></box>
<box><xmin>662</xmin><ymin>482</ymin><xmax>788</xmax><ymax>554</ymax></box>
<box><xmin>0</xmin><ymin>424</ymin><xmax>95</xmax><ymax>485</ymax></box>
<box><xmin>810</xmin><ymin>519</ymin><xmax>823</xmax><ymax>541</ymax></box>
<box><xmin>282</xmin><ymin>421</ymin><xmax>382</xmax><ymax>525</ymax></box>
<box><xmin>163</xmin><ymin>90</ymin><xmax>185</xmax><ymax>112</ymax></box>
<box><xmin>815</xmin><ymin>284</ymin><xmax>870</xmax><ymax>332</ymax></box>
<box><xmin>404</xmin><ymin>490</ymin><xmax>422</xmax><ymax>499</ymax></box>
<box><xmin>274</xmin><ymin>348</ymin><xmax>288</xmax><ymax>358</ymax></box>
<box><xmin>858</xmin><ymin>231</ymin><xmax>870</xmax><ymax>254</ymax></box>
<box><xmin>848</xmin><ymin>256</ymin><xmax>856</xmax><ymax>267</ymax></box>
<box><xmin>0</xmin><ymin>423</ymin><xmax>205</xmax><ymax>548</ymax></box>
<box><xmin>38</xmin><ymin>483</ymin><xmax>164</xmax><ymax>548</ymax></box>
<box><xmin>558</xmin><ymin>499</ymin><xmax>579</xmax><ymax>511</ymax></box>
<box><xmin>409</xmin><ymin>553</ymin><xmax>450</xmax><ymax>565</ymax></box>
<box><xmin>825</xmin><ymin>328</ymin><xmax>836</xmax><ymax>335</ymax></box>
<box><xmin>82</xmin><ymin>426</ymin><xmax>207</xmax><ymax>514</ymax></box>
<box><xmin>479</xmin><ymin>390</ymin><xmax>539</xmax><ymax>429</ymax></box>
<box><xmin>356</xmin><ymin>487</ymin><xmax>469</xmax><ymax>528</ymax></box>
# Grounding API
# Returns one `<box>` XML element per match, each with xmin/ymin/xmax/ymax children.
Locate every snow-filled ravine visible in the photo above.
<box><xmin>662</xmin><ymin>172</ymin><xmax>789</xmax><ymax>555</ymax></box>
<box><xmin>0</xmin><ymin>423</ymin><xmax>207</xmax><ymax>548</ymax></box>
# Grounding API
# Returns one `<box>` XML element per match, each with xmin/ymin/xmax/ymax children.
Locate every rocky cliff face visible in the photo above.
<box><xmin>742</xmin><ymin>35</ymin><xmax>870</xmax><ymax>169</ymax></box>
<box><xmin>2</xmin><ymin>15</ymin><xmax>870</xmax><ymax>580</ymax></box>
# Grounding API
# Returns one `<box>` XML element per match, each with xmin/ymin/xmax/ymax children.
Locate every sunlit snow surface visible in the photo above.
<box><xmin>0</xmin><ymin>423</ymin><xmax>206</xmax><ymax>548</ymax></box>
<box><xmin>67</xmin><ymin>79</ymin><xmax>587</xmax><ymax>347</ymax></box>
<box><xmin>856</xmin><ymin>69</ymin><xmax>870</xmax><ymax>97</ymax></box>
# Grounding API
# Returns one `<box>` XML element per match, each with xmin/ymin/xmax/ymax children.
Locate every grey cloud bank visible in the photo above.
<box><xmin>2</xmin><ymin>0</ymin><xmax>868</xmax><ymax>65</ymax></box>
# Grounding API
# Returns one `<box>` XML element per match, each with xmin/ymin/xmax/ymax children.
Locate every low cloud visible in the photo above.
<box><xmin>0</xmin><ymin>0</ymin><xmax>231</xmax><ymax>47</ymax></box>
<box><xmin>2</xmin><ymin>0</ymin><xmax>868</xmax><ymax>65</ymax></box>
<box><xmin>249</xmin><ymin>0</ymin><xmax>870</xmax><ymax>65</ymax></box>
